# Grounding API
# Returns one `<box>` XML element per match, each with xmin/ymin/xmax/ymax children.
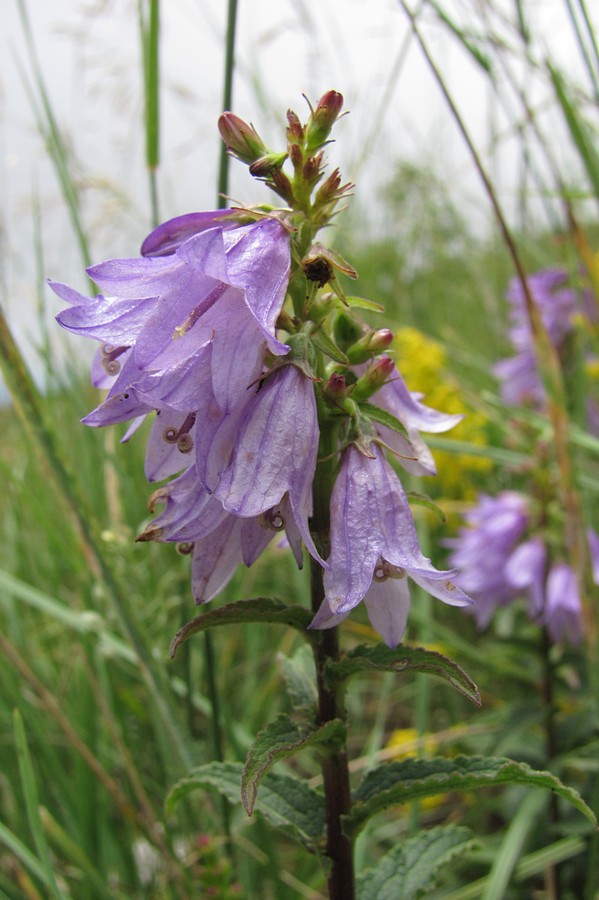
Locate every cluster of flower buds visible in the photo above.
<box><xmin>52</xmin><ymin>92</ymin><xmax>471</xmax><ymax>647</ymax></box>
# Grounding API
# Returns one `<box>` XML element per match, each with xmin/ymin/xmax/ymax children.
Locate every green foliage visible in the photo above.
<box><xmin>327</xmin><ymin>643</ymin><xmax>481</xmax><ymax>705</ymax></box>
<box><xmin>170</xmin><ymin>597</ymin><xmax>315</xmax><ymax>658</ymax></box>
<box><xmin>356</xmin><ymin>824</ymin><xmax>477</xmax><ymax>900</ymax></box>
<box><xmin>167</xmin><ymin>761</ymin><xmax>326</xmax><ymax>849</ymax></box>
<box><xmin>346</xmin><ymin>756</ymin><xmax>598</xmax><ymax>837</ymax></box>
<box><xmin>242</xmin><ymin>714</ymin><xmax>345</xmax><ymax>815</ymax></box>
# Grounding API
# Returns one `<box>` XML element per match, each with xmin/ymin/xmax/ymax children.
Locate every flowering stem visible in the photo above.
<box><xmin>310</xmin><ymin>429</ymin><xmax>355</xmax><ymax>899</ymax></box>
<box><xmin>217</xmin><ymin>0</ymin><xmax>239</xmax><ymax>204</ymax></box>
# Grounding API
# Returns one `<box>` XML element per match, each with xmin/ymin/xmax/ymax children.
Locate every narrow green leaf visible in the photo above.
<box><xmin>327</xmin><ymin>644</ymin><xmax>480</xmax><ymax>705</ymax></box>
<box><xmin>39</xmin><ymin>807</ymin><xmax>115</xmax><ymax>900</ymax></box>
<box><xmin>356</xmin><ymin>824</ymin><xmax>476</xmax><ymax>900</ymax></box>
<box><xmin>359</xmin><ymin>402</ymin><xmax>409</xmax><ymax>439</ymax></box>
<box><xmin>278</xmin><ymin>645</ymin><xmax>318</xmax><ymax>709</ymax></box>
<box><xmin>426</xmin><ymin>1</ymin><xmax>492</xmax><ymax>72</ymax></box>
<box><xmin>170</xmin><ymin>598</ymin><xmax>314</xmax><ymax>658</ymax></box>
<box><xmin>310</xmin><ymin>327</ymin><xmax>349</xmax><ymax>364</ymax></box>
<box><xmin>345</xmin><ymin>295</ymin><xmax>385</xmax><ymax>313</ymax></box>
<box><xmin>481</xmin><ymin>791</ymin><xmax>546</xmax><ymax>900</ymax></box>
<box><xmin>14</xmin><ymin>711</ymin><xmax>65</xmax><ymax>899</ymax></box>
<box><xmin>406</xmin><ymin>491</ymin><xmax>447</xmax><ymax>523</ymax></box>
<box><xmin>0</xmin><ymin>568</ymin><xmax>135</xmax><ymax>663</ymax></box>
<box><xmin>345</xmin><ymin>755</ymin><xmax>598</xmax><ymax>837</ymax></box>
<box><xmin>549</xmin><ymin>63</ymin><xmax>599</xmax><ymax>204</ymax></box>
<box><xmin>242</xmin><ymin>714</ymin><xmax>345</xmax><ymax>814</ymax></box>
<box><xmin>442</xmin><ymin>836</ymin><xmax>586</xmax><ymax>900</ymax></box>
<box><xmin>0</xmin><ymin>821</ymin><xmax>51</xmax><ymax>889</ymax></box>
<box><xmin>166</xmin><ymin>761</ymin><xmax>326</xmax><ymax>848</ymax></box>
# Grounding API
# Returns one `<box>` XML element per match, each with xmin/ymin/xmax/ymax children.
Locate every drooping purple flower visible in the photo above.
<box><xmin>311</xmin><ymin>444</ymin><xmax>471</xmax><ymax>646</ymax></box>
<box><xmin>448</xmin><ymin>492</ymin><xmax>599</xmax><ymax>643</ymax></box>
<box><xmin>543</xmin><ymin>563</ymin><xmax>582</xmax><ymax>645</ymax></box>
<box><xmin>138</xmin><ymin>466</ymin><xmax>306</xmax><ymax>602</ymax></box>
<box><xmin>196</xmin><ymin>362</ymin><xmax>322</xmax><ymax>563</ymax></box>
<box><xmin>504</xmin><ymin>537</ymin><xmax>547</xmax><ymax>619</ymax></box>
<box><xmin>493</xmin><ymin>268</ymin><xmax>594</xmax><ymax>412</ymax></box>
<box><xmin>51</xmin><ymin>212</ymin><xmax>291</xmax><ymax>418</ymax></box>
<box><xmin>446</xmin><ymin>491</ymin><xmax>530</xmax><ymax>628</ymax></box>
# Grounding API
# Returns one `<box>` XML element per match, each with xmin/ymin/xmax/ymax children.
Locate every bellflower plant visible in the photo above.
<box><xmin>52</xmin><ymin>94</ymin><xmax>468</xmax><ymax>650</ymax></box>
<box><xmin>52</xmin><ymin>93</ymin><xmax>595</xmax><ymax>899</ymax></box>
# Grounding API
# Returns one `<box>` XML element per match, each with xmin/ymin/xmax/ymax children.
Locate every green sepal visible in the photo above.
<box><xmin>345</xmin><ymin>755</ymin><xmax>598</xmax><ymax>838</ymax></box>
<box><xmin>169</xmin><ymin>598</ymin><xmax>314</xmax><ymax>659</ymax></box>
<box><xmin>242</xmin><ymin>713</ymin><xmax>346</xmax><ymax>814</ymax></box>
<box><xmin>406</xmin><ymin>491</ymin><xmax>447</xmax><ymax>524</ymax></box>
<box><xmin>345</xmin><ymin>295</ymin><xmax>385</xmax><ymax>313</ymax></box>
<box><xmin>166</xmin><ymin>761</ymin><xmax>326</xmax><ymax>849</ymax></box>
<box><xmin>310</xmin><ymin>327</ymin><xmax>349</xmax><ymax>364</ymax></box>
<box><xmin>355</xmin><ymin>824</ymin><xmax>477</xmax><ymax>900</ymax></box>
<box><xmin>358</xmin><ymin>401</ymin><xmax>409</xmax><ymax>439</ymax></box>
<box><xmin>284</xmin><ymin>332</ymin><xmax>319</xmax><ymax>380</ymax></box>
<box><xmin>326</xmin><ymin>643</ymin><xmax>480</xmax><ymax>706</ymax></box>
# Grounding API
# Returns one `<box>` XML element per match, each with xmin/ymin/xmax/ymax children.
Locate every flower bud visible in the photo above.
<box><xmin>218</xmin><ymin>112</ymin><xmax>269</xmax><ymax>164</ymax></box>
<box><xmin>268</xmin><ymin>168</ymin><xmax>295</xmax><ymax>205</ymax></box>
<box><xmin>346</xmin><ymin>328</ymin><xmax>394</xmax><ymax>364</ymax></box>
<box><xmin>323</xmin><ymin>371</ymin><xmax>347</xmax><ymax>403</ymax></box>
<box><xmin>248</xmin><ymin>151</ymin><xmax>288</xmax><ymax>178</ymax></box>
<box><xmin>286</xmin><ymin>109</ymin><xmax>304</xmax><ymax>144</ymax></box>
<box><xmin>352</xmin><ymin>355</ymin><xmax>395</xmax><ymax>402</ymax></box>
<box><xmin>305</xmin><ymin>90</ymin><xmax>344</xmax><ymax>150</ymax></box>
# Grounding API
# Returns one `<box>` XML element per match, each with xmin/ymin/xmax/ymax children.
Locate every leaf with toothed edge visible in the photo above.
<box><xmin>356</xmin><ymin>824</ymin><xmax>477</xmax><ymax>899</ymax></box>
<box><xmin>326</xmin><ymin>643</ymin><xmax>480</xmax><ymax>705</ymax></box>
<box><xmin>166</xmin><ymin>761</ymin><xmax>326</xmax><ymax>849</ymax></box>
<box><xmin>345</xmin><ymin>755</ymin><xmax>598</xmax><ymax>838</ymax></box>
<box><xmin>169</xmin><ymin>598</ymin><xmax>314</xmax><ymax>658</ymax></box>
<box><xmin>242</xmin><ymin>714</ymin><xmax>345</xmax><ymax>814</ymax></box>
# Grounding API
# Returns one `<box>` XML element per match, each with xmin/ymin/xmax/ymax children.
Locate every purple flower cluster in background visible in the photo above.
<box><xmin>447</xmin><ymin>491</ymin><xmax>599</xmax><ymax>644</ymax></box>
<box><xmin>494</xmin><ymin>268</ymin><xmax>597</xmax><ymax>428</ymax></box>
<box><xmin>52</xmin><ymin>207</ymin><xmax>470</xmax><ymax>647</ymax></box>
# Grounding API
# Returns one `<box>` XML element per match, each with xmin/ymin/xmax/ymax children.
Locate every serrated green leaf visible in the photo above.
<box><xmin>327</xmin><ymin>644</ymin><xmax>480</xmax><ymax>705</ymax></box>
<box><xmin>345</xmin><ymin>755</ymin><xmax>598</xmax><ymax>837</ymax></box>
<box><xmin>358</xmin><ymin>402</ymin><xmax>409</xmax><ymax>439</ymax></box>
<box><xmin>310</xmin><ymin>327</ymin><xmax>349</xmax><ymax>364</ymax></box>
<box><xmin>345</xmin><ymin>295</ymin><xmax>385</xmax><ymax>312</ymax></box>
<box><xmin>166</xmin><ymin>761</ymin><xmax>326</xmax><ymax>848</ymax></box>
<box><xmin>279</xmin><ymin>645</ymin><xmax>318</xmax><ymax>709</ymax></box>
<box><xmin>170</xmin><ymin>598</ymin><xmax>313</xmax><ymax>658</ymax></box>
<box><xmin>242</xmin><ymin>714</ymin><xmax>345</xmax><ymax>814</ymax></box>
<box><xmin>356</xmin><ymin>824</ymin><xmax>476</xmax><ymax>900</ymax></box>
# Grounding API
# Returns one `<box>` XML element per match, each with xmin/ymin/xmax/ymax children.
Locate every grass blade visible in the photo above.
<box><xmin>13</xmin><ymin>711</ymin><xmax>66</xmax><ymax>900</ymax></box>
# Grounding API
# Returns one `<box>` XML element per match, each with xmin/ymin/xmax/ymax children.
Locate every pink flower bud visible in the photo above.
<box><xmin>306</xmin><ymin>90</ymin><xmax>344</xmax><ymax>150</ymax></box>
<box><xmin>286</xmin><ymin>109</ymin><xmax>304</xmax><ymax>144</ymax></box>
<box><xmin>346</xmin><ymin>328</ymin><xmax>394</xmax><ymax>364</ymax></box>
<box><xmin>324</xmin><ymin>372</ymin><xmax>347</xmax><ymax>402</ymax></box>
<box><xmin>352</xmin><ymin>355</ymin><xmax>395</xmax><ymax>402</ymax></box>
<box><xmin>218</xmin><ymin>112</ymin><xmax>268</xmax><ymax>164</ymax></box>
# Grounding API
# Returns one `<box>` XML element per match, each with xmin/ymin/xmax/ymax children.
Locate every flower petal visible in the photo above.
<box><xmin>363</xmin><ymin>576</ymin><xmax>411</xmax><ymax>647</ymax></box>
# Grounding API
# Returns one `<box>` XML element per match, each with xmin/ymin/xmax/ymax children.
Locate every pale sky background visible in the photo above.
<box><xmin>1</xmin><ymin>0</ymin><xmax>597</xmax><ymax>387</ymax></box>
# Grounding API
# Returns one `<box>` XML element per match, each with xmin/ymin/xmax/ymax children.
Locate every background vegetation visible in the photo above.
<box><xmin>1</xmin><ymin>1</ymin><xmax>598</xmax><ymax>896</ymax></box>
